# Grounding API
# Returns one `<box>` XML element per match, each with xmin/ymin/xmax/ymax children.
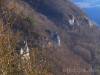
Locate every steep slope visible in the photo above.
<box><xmin>23</xmin><ymin>0</ymin><xmax>95</xmax><ymax>28</ymax></box>
<box><xmin>0</xmin><ymin>0</ymin><xmax>100</xmax><ymax>75</ymax></box>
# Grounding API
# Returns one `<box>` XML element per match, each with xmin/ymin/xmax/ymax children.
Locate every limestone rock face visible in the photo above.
<box><xmin>1</xmin><ymin>0</ymin><xmax>100</xmax><ymax>75</ymax></box>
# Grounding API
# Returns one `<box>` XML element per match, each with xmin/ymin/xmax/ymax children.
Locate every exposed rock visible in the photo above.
<box><xmin>0</xmin><ymin>0</ymin><xmax>100</xmax><ymax>75</ymax></box>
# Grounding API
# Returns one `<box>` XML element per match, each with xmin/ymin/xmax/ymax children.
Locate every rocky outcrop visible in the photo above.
<box><xmin>0</xmin><ymin>0</ymin><xmax>100</xmax><ymax>75</ymax></box>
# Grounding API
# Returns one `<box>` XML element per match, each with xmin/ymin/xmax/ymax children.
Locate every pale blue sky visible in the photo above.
<box><xmin>73</xmin><ymin>0</ymin><xmax>100</xmax><ymax>8</ymax></box>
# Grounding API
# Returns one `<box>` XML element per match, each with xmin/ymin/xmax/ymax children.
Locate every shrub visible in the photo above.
<box><xmin>24</xmin><ymin>16</ymin><xmax>36</xmax><ymax>27</ymax></box>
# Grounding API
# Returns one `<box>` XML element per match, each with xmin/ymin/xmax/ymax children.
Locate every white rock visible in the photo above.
<box><xmin>68</xmin><ymin>15</ymin><xmax>75</xmax><ymax>25</ymax></box>
<box><xmin>57</xmin><ymin>35</ymin><xmax>61</xmax><ymax>46</ymax></box>
<box><xmin>25</xmin><ymin>41</ymin><xmax>29</xmax><ymax>53</ymax></box>
<box><xmin>84</xmin><ymin>16</ymin><xmax>94</xmax><ymax>27</ymax></box>
<box><xmin>20</xmin><ymin>41</ymin><xmax>30</xmax><ymax>60</ymax></box>
<box><xmin>89</xmin><ymin>20</ymin><xmax>93</xmax><ymax>27</ymax></box>
<box><xmin>20</xmin><ymin>48</ymin><xmax>24</xmax><ymax>55</ymax></box>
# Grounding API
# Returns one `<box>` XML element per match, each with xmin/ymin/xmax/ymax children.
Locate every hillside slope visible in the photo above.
<box><xmin>0</xmin><ymin>0</ymin><xmax>100</xmax><ymax>75</ymax></box>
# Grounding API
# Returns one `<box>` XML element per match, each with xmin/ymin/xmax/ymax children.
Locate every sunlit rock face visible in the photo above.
<box><xmin>68</xmin><ymin>15</ymin><xmax>75</xmax><ymax>26</ymax></box>
<box><xmin>20</xmin><ymin>41</ymin><xmax>30</xmax><ymax>61</ymax></box>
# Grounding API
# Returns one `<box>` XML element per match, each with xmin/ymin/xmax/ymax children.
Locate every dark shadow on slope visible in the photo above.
<box><xmin>23</xmin><ymin>0</ymin><xmax>67</xmax><ymax>27</ymax></box>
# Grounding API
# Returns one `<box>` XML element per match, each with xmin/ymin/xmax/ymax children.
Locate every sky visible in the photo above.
<box><xmin>73</xmin><ymin>0</ymin><xmax>100</xmax><ymax>8</ymax></box>
<box><xmin>72</xmin><ymin>0</ymin><xmax>100</xmax><ymax>25</ymax></box>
